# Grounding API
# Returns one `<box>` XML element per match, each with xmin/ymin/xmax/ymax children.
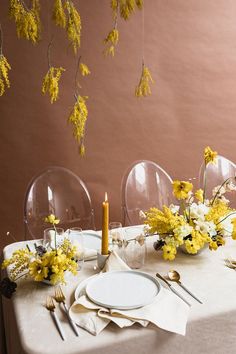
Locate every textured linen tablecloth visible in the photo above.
<box><xmin>2</xmin><ymin>237</ymin><xmax>236</xmax><ymax>354</ymax></box>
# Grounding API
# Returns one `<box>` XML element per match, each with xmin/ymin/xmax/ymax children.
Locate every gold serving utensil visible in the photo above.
<box><xmin>224</xmin><ymin>259</ymin><xmax>236</xmax><ymax>270</ymax></box>
<box><xmin>155</xmin><ymin>272</ymin><xmax>191</xmax><ymax>307</ymax></box>
<box><xmin>55</xmin><ymin>286</ymin><xmax>79</xmax><ymax>336</ymax></box>
<box><xmin>167</xmin><ymin>270</ymin><xmax>203</xmax><ymax>304</ymax></box>
<box><xmin>46</xmin><ymin>296</ymin><xmax>66</xmax><ymax>341</ymax></box>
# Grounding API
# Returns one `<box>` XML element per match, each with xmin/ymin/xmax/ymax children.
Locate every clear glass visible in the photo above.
<box><xmin>68</xmin><ymin>227</ymin><xmax>84</xmax><ymax>270</ymax></box>
<box><xmin>109</xmin><ymin>222</ymin><xmax>124</xmax><ymax>257</ymax></box>
<box><xmin>43</xmin><ymin>227</ymin><xmax>64</xmax><ymax>249</ymax></box>
<box><xmin>123</xmin><ymin>227</ymin><xmax>146</xmax><ymax>269</ymax></box>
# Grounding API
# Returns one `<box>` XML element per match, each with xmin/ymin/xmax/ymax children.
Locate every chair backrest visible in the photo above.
<box><xmin>121</xmin><ymin>160</ymin><xmax>173</xmax><ymax>226</ymax></box>
<box><xmin>199</xmin><ymin>155</ymin><xmax>236</xmax><ymax>203</ymax></box>
<box><xmin>23</xmin><ymin>166</ymin><xmax>95</xmax><ymax>240</ymax></box>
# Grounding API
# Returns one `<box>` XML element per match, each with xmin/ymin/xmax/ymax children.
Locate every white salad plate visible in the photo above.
<box><xmin>85</xmin><ymin>270</ymin><xmax>161</xmax><ymax>310</ymax></box>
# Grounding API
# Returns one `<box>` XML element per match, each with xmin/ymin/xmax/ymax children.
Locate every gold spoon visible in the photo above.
<box><xmin>167</xmin><ymin>270</ymin><xmax>203</xmax><ymax>304</ymax></box>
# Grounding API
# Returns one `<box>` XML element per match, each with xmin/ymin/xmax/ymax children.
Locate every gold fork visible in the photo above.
<box><xmin>46</xmin><ymin>296</ymin><xmax>66</xmax><ymax>340</ymax></box>
<box><xmin>55</xmin><ymin>287</ymin><xmax>79</xmax><ymax>336</ymax></box>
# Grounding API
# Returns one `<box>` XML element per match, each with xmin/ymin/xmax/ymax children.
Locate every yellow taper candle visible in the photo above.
<box><xmin>101</xmin><ymin>192</ymin><xmax>109</xmax><ymax>255</ymax></box>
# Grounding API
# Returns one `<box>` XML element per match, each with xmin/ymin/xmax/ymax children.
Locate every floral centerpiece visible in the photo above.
<box><xmin>0</xmin><ymin>215</ymin><xmax>78</xmax><ymax>298</ymax></box>
<box><xmin>144</xmin><ymin>147</ymin><xmax>236</xmax><ymax>260</ymax></box>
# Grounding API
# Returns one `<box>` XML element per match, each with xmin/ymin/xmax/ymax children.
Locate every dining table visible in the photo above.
<box><xmin>1</xmin><ymin>229</ymin><xmax>236</xmax><ymax>354</ymax></box>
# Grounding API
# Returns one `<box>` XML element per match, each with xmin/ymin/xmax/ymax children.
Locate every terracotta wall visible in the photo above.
<box><xmin>1</xmin><ymin>0</ymin><xmax>236</xmax><ymax>251</ymax></box>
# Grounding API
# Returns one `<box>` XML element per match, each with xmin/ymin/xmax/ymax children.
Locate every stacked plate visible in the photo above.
<box><xmin>75</xmin><ymin>270</ymin><xmax>161</xmax><ymax>310</ymax></box>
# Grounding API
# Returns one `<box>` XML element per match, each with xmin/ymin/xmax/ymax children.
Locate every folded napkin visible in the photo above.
<box><xmin>69</xmin><ymin>252</ymin><xmax>190</xmax><ymax>336</ymax></box>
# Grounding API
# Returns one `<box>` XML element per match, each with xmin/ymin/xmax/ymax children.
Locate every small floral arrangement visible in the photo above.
<box><xmin>0</xmin><ymin>214</ymin><xmax>78</xmax><ymax>298</ymax></box>
<box><xmin>144</xmin><ymin>147</ymin><xmax>236</xmax><ymax>260</ymax></box>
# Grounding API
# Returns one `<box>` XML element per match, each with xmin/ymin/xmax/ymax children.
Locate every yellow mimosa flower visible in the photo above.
<box><xmin>204</xmin><ymin>146</ymin><xmax>217</xmax><ymax>165</ymax></box>
<box><xmin>79</xmin><ymin>63</ymin><xmax>90</xmax><ymax>76</ymax></box>
<box><xmin>44</xmin><ymin>214</ymin><xmax>60</xmax><ymax>225</ymax></box>
<box><xmin>195</xmin><ymin>189</ymin><xmax>204</xmax><ymax>202</ymax></box>
<box><xmin>173</xmin><ymin>180</ymin><xmax>193</xmax><ymax>200</ymax></box>
<box><xmin>135</xmin><ymin>65</ymin><xmax>154</xmax><ymax>97</ymax></box>
<box><xmin>42</xmin><ymin>66</ymin><xmax>65</xmax><ymax>103</ymax></box>
<box><xmin>0</xmin><ymin>55</ymin><xmax>11</xmax><ymax>96</ymax></box>
<box><xmin>52</xmin><ymin>0</ymin><xmax>67</xmax><ymax>28</ymax></box>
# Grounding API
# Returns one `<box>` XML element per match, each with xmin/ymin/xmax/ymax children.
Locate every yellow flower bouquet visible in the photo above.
<box><xmin>0</xmin><ymin>215</ymin><xmax>78</xmax><ymax>298</ymax></box>
<box><xmin>144</xmin><ymin>147</ymin><xmax>236</xmax><ymax>260</ymax></box>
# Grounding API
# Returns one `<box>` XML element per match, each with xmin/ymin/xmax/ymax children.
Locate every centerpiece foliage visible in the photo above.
<box><xmin>144</xmin><ymin>147</ymin><xmax>236</xmax><ymax>260</ymax></box>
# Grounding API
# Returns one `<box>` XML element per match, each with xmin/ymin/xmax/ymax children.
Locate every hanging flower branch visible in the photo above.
<box><xmin>52</xmin><ymin>0</ymin><xmax>81</xmax><ymax>54</ymax></box>
<box><xmin>135</xmin><ymin>63</ymin><xmax>153</xmax><ymax>97</ymax></box>
<box><xmin>9</xmin><ymin>0</ymin><xmax>41</xmax><ymax>44</ymax></box>
<box><xmin>41</xmin><ymin>39</ymin><xmax>65</xmax><ymax>103</ymax></box>
<box><xmin>0</xmin><ymin>24</ymin><xmax>11</xmax><ymax>96</ymax></box>
<box><xmin>68</xmin><ymin>56</ymin><xmax>90</xmax><ymax>156</ymax></box>
<box><xmin>104</xmin><ymin>0</ymin><xmax>143</xmax><ymax>56</ymax></box>
<box><xmin>135</xmin><ymin>1</ymin><xmax>153</xmax><ymax>97</ymax></box>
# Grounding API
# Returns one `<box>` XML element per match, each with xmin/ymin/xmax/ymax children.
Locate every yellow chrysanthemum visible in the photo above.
<box><xmin>79</xmin><ymin>63</ymin><xmax>90</xmax><ymax>76</ymax></box>
<box><xmin>103</xmin><ymin>28</ymin><xmax>119</xmax><ymax>56</ymax></box>
<box><xmin>195</xmin><ymin>189</ymin><xmax>204</xmax><ymax>203</ymax></box>
<box><xmin>42</xmin><ymin>66</ymin><xmax>65</xmax><ymax>103</ymax></box>
<box><xmin>135</xmin><ymin>65</ymin><xmax>154</xmax><ymax>97</ymax></box>
<box><xmin>184</xmin><ymin>238</ymin><xmax>201</xmax><ymax>254</ymax></box>
<box><xmin>68</xmin><ymin>95</ymin><xmax>88</xmax><ymax>156</ymax></box>
<box><xmin>52</xmin><ymin>0</ymin><xmax>67</xmax><ymax>28</ymax></box>
<box><xmin>0</xmin><ymin>55</ymin><xmax>11</xmax><ymax>96</ymax></box>
<box><xmin>44</xmin><ymin>214</ymin><xmax>60</xmax><ymax>225</ymax></box>
<box><xmin>172</xmin><ymin>180</ymin><xmax>193</xmax><ymax>200</ymax></box>
<box><xmin>65</xmin><ymin>0</ymin><xmax>81</xmax><ymax>53</ymax></box>
<box><xmin>204</xmin><ymin>146</ymin><xmax>217</xmax><ymax>165</ymax></box>
<box><xmin>9</xmin><ymin>0</ymin><xmax>41</xmax><ymax>43</ymax></box>
<box><xmin>162</xmin><ymin>244</ymin><xmax>177</xmax><ymax>261</ymax></box>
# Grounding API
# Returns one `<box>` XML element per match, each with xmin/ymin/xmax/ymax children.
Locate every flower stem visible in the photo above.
<box><xmin>211</xmin><ymin>177</ymin><xmax>232</xmax><ymax>206</ymax></box>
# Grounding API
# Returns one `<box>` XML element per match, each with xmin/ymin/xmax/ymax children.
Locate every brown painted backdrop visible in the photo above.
<box><xmin>1</xmin><ymin>0</ymin><xmax>236</xmax><ymax>251</ymax></box>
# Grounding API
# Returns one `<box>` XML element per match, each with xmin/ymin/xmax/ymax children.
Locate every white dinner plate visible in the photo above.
<box><xmin>85</xmin><ymin>270</ymin><xmax>161</xmax><ymax>310</ymax></box>
<box><xmin>80</xmin><ymin>231</ymin><xmax>101</xmax><ymax>250</ymax></box>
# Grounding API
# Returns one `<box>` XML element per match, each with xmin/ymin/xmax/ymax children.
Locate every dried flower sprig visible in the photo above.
<box><xmin>0</xmin><ymin>24</ymin><xmax>11</xmax><ymax>96</ymax></box>
<box><xmin>135</xmin><ymin>63</ymin><xmax>153</xmax><ymax>97</ymax></box>
<box><xmin>64</xmin><ymin>0</ymin><xmax>81</xmax><ymax>53</ymax></box>
<box><xmin>52</xmin><ymin>0</ymin><xmax>67</xmax><ymax>28</ymax></box>
<box><xmin>41</xmin><ymin>39</ymin><xmax>65</xmax><ymax>103</ymax></box>
<box><xmin>68</xmin><ymin>56</ymin><xmax>90</xmax><ymax>156</ymax></box>
<box><xmin>42</xmin><ymin>66</ymin><xmax>65</xmax><ymax>103</ymax></box>
<box><xmin>9</xmin><ymin>0</ymin><xmax>41</xmax><ymax>44</ymax></box>
<box><xmin>111</xmin><ymin>0</ymin><xmax>143</xmax><ymax>21</ymax></box>
<box><xmin>104</xmin><ymin>28</ymin><xmax>119</xmax><ymax>57</ymax></box>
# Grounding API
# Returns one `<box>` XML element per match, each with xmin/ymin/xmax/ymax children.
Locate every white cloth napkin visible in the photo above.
<box><xmin>69</xmin><ymin>252</ymin><xmax>190</xmax><ymax>336</ymax></box>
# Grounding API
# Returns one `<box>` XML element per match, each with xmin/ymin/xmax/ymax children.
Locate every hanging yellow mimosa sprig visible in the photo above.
<box><xmin>9</xmin><ymin>0</ymin><xmax>41</xmax><ymax>44</ymax></box>
<box><xmin>68</xmin><ymin>56</ymin><xmax>90</xmax><ymax>156</ymax></box>
<box><xmin>53</xmin><ymin>0</ymin><xmax>81</xmax><ymax>54</ymax></box>
<box><xmin>0</xmin><ymin>24</ymin><xmax>11</xmax><ymax>96</ymax></box>
<box><xmin>41</xmin><ymin>38</ymin><xmax>65</xmax><ymax>103</ymax></box>
<box><xmin>135</xmin><ymin>62</ymin><xmax>153</xmax><ymax>97</ymax></box>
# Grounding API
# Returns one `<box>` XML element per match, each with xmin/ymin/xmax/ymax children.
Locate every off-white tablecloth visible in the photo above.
<box><xmin>2</xmin><ymin>237</ymin><xmax>236</xmax><ymax>354</ymax></box>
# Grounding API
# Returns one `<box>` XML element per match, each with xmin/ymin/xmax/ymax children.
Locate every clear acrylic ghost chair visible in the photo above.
<box><xmin>121</xmin><ymin>160</ymin><xmax>174</xmax><ymax>226</ymax></box>
<box><xmin>23</xmin><ymin>166</ymin><xmax>95</xmax><ymax>240</ymax></box>
<box><xmin>199</xmin><ymin>155</ymin><xmax>236</xmax><ymax>206</ymax></box>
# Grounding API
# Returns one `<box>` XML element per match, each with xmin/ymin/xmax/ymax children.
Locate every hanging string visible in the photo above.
<box><xmin>141</xmin><ymin>1</ymin><xmax>145</xmax><ymax>65</ymax></box>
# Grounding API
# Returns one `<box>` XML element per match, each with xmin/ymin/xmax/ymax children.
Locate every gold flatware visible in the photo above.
<box><xmin>46</xmin><ymin>296</ymin><xmax>66</xmax><ymax>341</ymax></box>
<box><xmin>55</xmin><ymin>286</ymin><xmax>79</xmax><ymax>336</ymax></box>
<box><xmin>225</xmin><ymin>259</ymin><xmax>236</xmax><ymax>270</ymax></box>
<box><xmin>167</xmin><ymin>270</ymin><xmax>203</xmax><ymax>304</ymax></box>
<box><xmin>155</xmin><ymin>272</ymin><xmax>191</xmax><ymax>307</ymax></box>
